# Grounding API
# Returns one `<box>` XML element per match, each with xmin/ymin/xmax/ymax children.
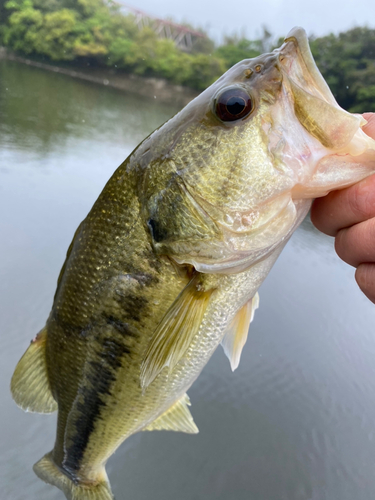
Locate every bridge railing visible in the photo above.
<box><xmin>108</xmin><ymin>1</ymin><xmax>206</xmax><ymax>52</ymax></box>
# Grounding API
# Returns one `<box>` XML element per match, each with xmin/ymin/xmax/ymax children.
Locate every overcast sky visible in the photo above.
<box><xmin>125</xmin><ymin>0</ymin><xmax>375</xmax><ymax>42</ymax></box>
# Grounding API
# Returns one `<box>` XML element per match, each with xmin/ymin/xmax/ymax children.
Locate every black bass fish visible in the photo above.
<box><xmin>11</xmin><ymin>27</ymin><xmax>375</xmax><ymax>500</ymax></box>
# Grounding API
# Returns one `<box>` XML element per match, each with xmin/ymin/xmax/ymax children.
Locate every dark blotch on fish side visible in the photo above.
<box><xmin>104</xmin><ymin>315</ymin><xmax>138</xmax><ymax>338</ymax></box>
<box><xmin>147</xmin><ymin>218</ymin><xmax>168</xmax><ymax>243</ymax></box>
<box><xmin>114</xmin><ymin>291</ymin><xmax>149</xmax><ymax>323</ymax></box>
<box><xmin>50</xmin><ymin>314</ymin><xmax>91</xmax><ymax>339</ymax></box>
<box><xmin>142</xmin><ymin>252</ymin><xmax>163</xmax><ymax>273</ymax></box>
<box><xmin>63</xmin><ymin>335</ymin><xmax>131</xmax><ymax>474</ymax></box>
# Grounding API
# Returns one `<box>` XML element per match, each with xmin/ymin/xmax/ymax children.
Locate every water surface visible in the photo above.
<box><xmin>1</xmin><ymin>59</ymin><xmax>375</xmax><ymax>500</ymax></box>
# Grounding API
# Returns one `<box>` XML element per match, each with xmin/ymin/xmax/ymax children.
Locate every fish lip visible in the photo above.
<box><xmin>276</xmin><ymin>26</ymin><xmax>336</xmax><ymax>105</ymax></box>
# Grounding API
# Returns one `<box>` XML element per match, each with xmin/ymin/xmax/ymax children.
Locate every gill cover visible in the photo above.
<box><xmin>145</xmin><ymin>174</ymin><xmax>220</xmax><ymax>253</ymax></box>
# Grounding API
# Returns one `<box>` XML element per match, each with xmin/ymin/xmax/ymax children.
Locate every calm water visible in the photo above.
<box><xmin>1</xmin><ymin>59</ymin><xmax>375</xmax><ymax>500</ymax></box>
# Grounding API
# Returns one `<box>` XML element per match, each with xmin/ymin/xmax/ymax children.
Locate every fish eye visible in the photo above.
<box><xmin>214</xmin><ymin>87</ymin><xmax>254</xmax><ymax>122</ymax></box>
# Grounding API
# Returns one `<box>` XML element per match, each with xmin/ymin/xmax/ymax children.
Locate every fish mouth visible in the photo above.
<box><xmin>275</xmin><ymin>27</ymin><xmax>363</xmax><ymax>151</ymax></box>
<box><xmin>276</xmin><ymin>27</ymin><xmax>336</xmax><ymax>105</ymax></box>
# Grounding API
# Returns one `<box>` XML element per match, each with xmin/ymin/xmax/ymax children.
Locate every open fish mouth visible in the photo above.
<box><xmin>276</xmin><ymin>27</ymin><xmax>364</xmax><ymax>151</ymax></box>
<box><xmin>277</xmin><ymin>27</ymin><xmax>336</xmax><ymax>105</ymax></box>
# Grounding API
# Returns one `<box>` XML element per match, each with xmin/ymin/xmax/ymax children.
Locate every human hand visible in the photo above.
<box><xmin>311</xmin><ymin>113</ymin><xmax>375</xmax><ymax>304</ymax></box>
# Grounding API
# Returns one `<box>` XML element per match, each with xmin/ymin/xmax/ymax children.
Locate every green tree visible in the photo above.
<box><xmin>191</xmin><ymin>34</ymin><xmax>215</xmax><ymax>55</ymax></box>
<box><xmin>186</xmin><ymin>52</ymin><xmax>226</xmax><ymax>89</ymax></box>
<box><xmin>311</xmin><ymin>27</ymin><xmax>375</xmax><ymax>112</ymax></box>
<box><xmin>3</xmin><ymin>1</ymin><xmax>43</xmax><ymax>54</ymax></box>
<box><xmin>215</xmin><ymin>36</ymin><xmax>262</xmax><ymax>68</ymax></box>
<box><xmin>32</xmin><ymin>9</ymin><xmax>78</xmax><ymax>60</ymax></box>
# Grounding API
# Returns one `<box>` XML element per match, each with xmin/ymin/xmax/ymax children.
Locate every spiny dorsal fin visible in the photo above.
<box><xmin>221</xmin><ymin>293</ymin><xmax>260</xmax><ymax>371</ymax></box>
<box><xmin>11</xmin><ymin>327</ymin><xmax>57</xmax><ymax>413</ymax></box>
<box><xmin>143</xmin><ymin>394</ymin><xmax>198</xmax><ymax>434</ymax></box>
<box><xmin>140</xmin><ymin>275</ymin><xmax>214</xmax><ymax>389</ymax></box>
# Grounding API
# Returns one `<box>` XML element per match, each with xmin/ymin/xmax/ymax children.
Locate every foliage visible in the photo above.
<box><xmin>310</xmin><ymin>27</ymin><xmax>375</xmax><ymax>112</ymax></box>
<box><xmin>214</xmin><ymin>36</ymin><xmax>262</xmax><ymax>68</ymax></box>
<box><xmin>0</xmin><ymin>0</ymin><xmax>226</xmax><ymax>89</ymax></box>
<box><xmin>191</xmin><ymin>35</ymin><xmax>215</xmax><ymax>55</ymax></box>
<box><xmin>1</xmin><ymin>0</ymin><xmax>375</xmax><ymax>107</ymax></box>
<box><xmin>214</xmin><ymin>28</ymin><xmax>275</xmax><ymax>68</ymax></box>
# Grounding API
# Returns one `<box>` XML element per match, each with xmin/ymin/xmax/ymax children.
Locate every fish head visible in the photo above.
<box><xmin>139</xmin><ymin>28</ymin><xmax>375</xmax><ymax>273</ymax></box>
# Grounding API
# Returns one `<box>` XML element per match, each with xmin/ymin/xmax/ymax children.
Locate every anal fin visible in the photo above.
<box><xmin>221</xmin><ymin>293</ymin><xmax>260</xmax><ymax>371</ymax></box>
<box><xmin>11</xmin><ymin>327</ymin><xmax>57</xmax><ymax>413</ymax></box>
<box><xmin>143</xmin><ymin>393</ymin><xmax>198</xmax><ymax>434</ymax></box>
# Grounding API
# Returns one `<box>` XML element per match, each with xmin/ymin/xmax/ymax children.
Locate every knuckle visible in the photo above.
<box><xmin>310</xmin><ymin>196</ymin><xmax>339</xmax><ymax>236</ymax></box>
<box><xmin>355</xmin><ymin>264</ymin><xmax>375</xmax><ymax>303</ymax></box>
<box><xmin>334</xmin><ymin>226</ymin><xmax>362</xmax><ymax>267</ymax></box>
<box><xmin>334</xmin><ymin>229</ymin><xmax>347</xmax><ymax>259</ymax></box>
<box><xmin>355</xmin><ymin>266</ymin><xmax>367</xmax><ymax>289</ymax></box>
<box><xmin>348</xmin><ymin>182</ymin><xmax>375</xmax><ymax>221</ymax></box>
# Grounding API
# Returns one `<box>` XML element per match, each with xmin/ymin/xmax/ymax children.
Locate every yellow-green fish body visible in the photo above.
<box><xmin>11</xmin><ymin>27</ymin><xmax>375</xmax><ymax>500</ymax></box>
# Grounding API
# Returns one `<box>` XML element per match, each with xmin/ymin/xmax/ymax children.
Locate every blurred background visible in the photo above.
<box><xmin>1</xmin><ymin>0</ymin><xmax>375</xmax><ymax>110</ymax></box>
<box><xmin>1</xmin><ymin>1</ymin><xmax>375</xmax><ymax>500</ymax></box>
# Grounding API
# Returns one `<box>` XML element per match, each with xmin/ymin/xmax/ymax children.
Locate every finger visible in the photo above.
<box><xmin>311</xmin><ymin>173</ymin><xmax>375</xmax><ymax>236</ymax></box>
<box><xmin>335</xmin><ymin>218</ymin><xmax>375</xmax><ymax>267</ymax></box>
<box><xmin>362</xmin><ymin>113</ymin><xmax>375</xmax><ymax>139</ymax></box>
<box><xmin>355</xmin><ymin>263</ymin><xmax>375</xmax><ymax>304</ymax></box>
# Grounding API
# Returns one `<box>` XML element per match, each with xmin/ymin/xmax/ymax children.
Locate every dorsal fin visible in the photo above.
<box><xmin>11</xmin><ymin>327</ymin><xmax>57</xmax><ymax>413</ymax></box>
<box><xmin>143</xmin><ymin>394</ymin><xmax>198</xmax><ymax>434</ymax></box>
<box><xmin>221</xmin><ymin>293</ymin><xmax>259</xmax><ymax>371</ymax></box>
<box><xmin>140</xmin><ymin>275</ymin><xmax>214</xmax><ymax>389</ymax></box>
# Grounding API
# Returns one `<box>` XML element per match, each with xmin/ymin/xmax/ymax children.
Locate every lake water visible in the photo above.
<box><xmin>1</xmin><ymin>59</ymin><xmax>375</xmax><ymax>500</ymax></box>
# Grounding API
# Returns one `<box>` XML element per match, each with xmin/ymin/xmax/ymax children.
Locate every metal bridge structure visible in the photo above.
<box><xmin>110</xmin><ymin>1</ymin><xmax>206</xmax><ymax>52</ymax></box>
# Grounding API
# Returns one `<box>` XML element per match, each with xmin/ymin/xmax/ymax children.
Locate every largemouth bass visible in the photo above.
<box><xmin>11</xmin><ymin>27</ymin><xmax>375</xmax><ymax>500</ymax></box>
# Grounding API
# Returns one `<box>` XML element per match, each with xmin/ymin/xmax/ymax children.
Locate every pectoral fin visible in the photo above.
<box><xmin>140</xmin><ymin>275</ymin><xmax>214</xmax><ymax>389</ymax></box>
<box><xmin>221</xmin><ymin>293</ymin><xmax>259</xmax><ymax>371</ymax></box>
<box><xmin>11</xmin><ymin>327</ymin><xmax>57</xmax><ymax>413</ymax></box>
<box><xmin>143</xmin><ymin>394</ymin><xmax>198</xmax><ymax>434</ymax></box>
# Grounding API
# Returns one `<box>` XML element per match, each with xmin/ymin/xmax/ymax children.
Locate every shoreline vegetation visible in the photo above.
<box><xmin>0</xmin><ymin>47</ymin><xmax>199</xmax><ymax>106</ymax></box>
<box><xmin>0</xmin><ymin>1</ymin><xmax>374</xmax><ymax>111</ymax></box>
